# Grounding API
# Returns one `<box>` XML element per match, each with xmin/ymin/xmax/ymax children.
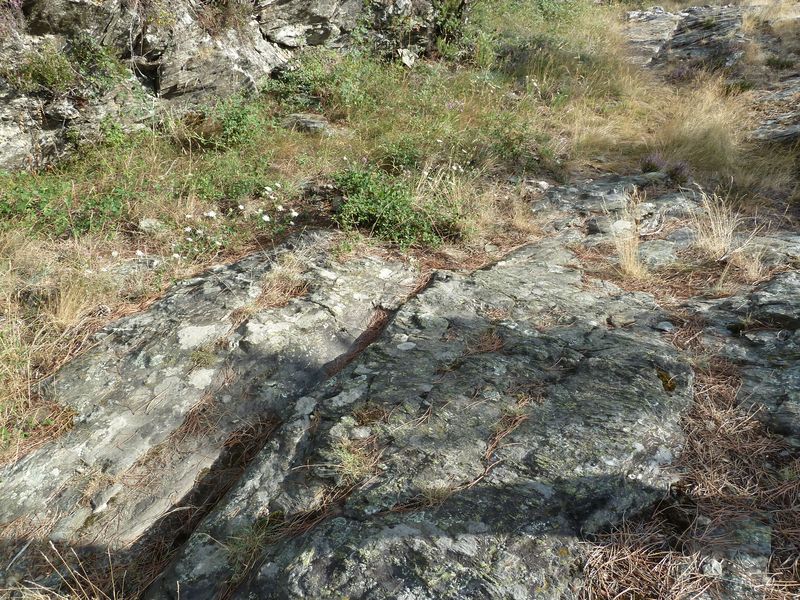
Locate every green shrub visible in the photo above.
<box><xmin>0</xmin><ymin>173</ymin><xmax>131</xmax><ymax>237</ymax></box>
<box><xmin>264</xmin><ymin>49</ymin><xmax>391</xmax><ymax>118</ymax></box>
<box><xmin>376</xmin><ymin>135</ymin><xmax>425</xmax><ymax>172</ymax></box>
<box><xmin>69</xmin><ymin>34</ymin><xmax>127</xmax><ymax>91</ymax></box>
<box><xmin>7</xmin><ymin>43</ymin><xmax>77</xmax><ymax>94</ymax></box>
<box><xmin>214</xmin><ymin>96</ymin><xmax>265</xmax><ymax>147</ymax></box>
<box><xmin>333</xmin><ymin>168</ymin><xmax>457</xmax><ymax>248</ymax></box>
<box><xmin>3</xmin><ymin>35</ymin><xmax>124</xmax><ymax>96</ymax></box>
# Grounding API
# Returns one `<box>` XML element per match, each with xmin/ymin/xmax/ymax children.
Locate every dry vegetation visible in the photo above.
<box><xmin>1</xmin><ymin>0</ymin><xmax>799</xmax><ymax>596</ymax></box>
<box><xmin>584</xmin><ymin>344</ymin><xmax>800</xmax><ymax>599</ymax></box>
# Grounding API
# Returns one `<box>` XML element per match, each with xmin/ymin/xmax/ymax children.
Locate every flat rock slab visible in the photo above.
<box><xmin>148</xmin><ymin>237</ymin><xmax>694</xmax><ymax>599</ymax></box>
<box><xmin>0</xmin><ymin>231</ymin><xmax>419</xmax><ymax>584</ymax></box>
<box><xmin>695</xmin><ymin>270</ymin><xmax>800</xmax><ymax>446</ymax></box>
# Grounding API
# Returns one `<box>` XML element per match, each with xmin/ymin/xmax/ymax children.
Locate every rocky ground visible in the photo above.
<box><xmin>0</xmin><ymin>0</ymin><xmax>434</xmax><ymax>170</ymax></box>
<box><xmin>0</xmin><ymin>2</ymin><xmax>799</xmax><ymax>599</ymax></box>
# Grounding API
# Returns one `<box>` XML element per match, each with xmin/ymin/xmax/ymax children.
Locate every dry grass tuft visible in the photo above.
<box><xmin>255</xmin><ymin>253</ymin><xmax>309</xmax><ymax>310</ymax></box>
<box><xmin>654</xmin><ymin>78</ymin><xmax>749</xmax><ymax>177</ymax></box>
<box><xmin>610</xmin><ymin>188</ymin><xmax>648</xmax><ymax>280</ymax></box>
<box><xmin>229</xmin><ymin>252</ymin><xmax>309</xmax><ymax>327</ymax></box>
<box><xmin>329</xmin><ymin>436</ymin><xmax>382</xmax><ymax>486</ymax></box>
<box><xmin>690</xmin><ymin>190</ymin><xmax>750</xmax><ymax>260</ymax></box>
<box><xmin>5</xmin><ymin>542</ymin><xmax>127</xmax><ymax>600</ymax></box>
<box><xmin>463</xmin><ymin>328</ymin><xmax>504</xmax><ymax>356</ymax></box>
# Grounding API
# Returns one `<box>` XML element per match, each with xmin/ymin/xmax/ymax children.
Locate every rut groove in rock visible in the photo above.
<box><xmin>146</xmin><ymin>218</ymin><xmax>698</xmax><ymax>599</ymax></box>
<box><xmin>0</xmin><ymin>231</ymin><xmax>422</xmax><ymax>590</ymax></box>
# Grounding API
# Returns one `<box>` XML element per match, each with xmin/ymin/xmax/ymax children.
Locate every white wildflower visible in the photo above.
<box><xmin>261</xmin><ymin>214</ymin><xmax>271</xmax><ymax>222</ymax></box>
<box><xmin>135</xmin><ymin>250</ymin><xmax>145</xmax><ymax>257</ymax></box>
<box><xmin>184</xmin><ymin>226</ymin><xmax>192</xmax><ymax>232</ymax></box>
<box><xmin>276</xmin><ymin>204</ymin><xmax>285</xmax><ymax>212</ymax></box>
<box><xmin>238</xmin><ymin>204</ymin><xmax>245</xmax><ymax>210</ymax></box>
<box><xmin>111</xmin><ymin>250</ymin><xmax>119</xmax><ymax>258</ymax></box>
<box><xmin>290</xmin><ymin>209</ymin><xmax>299</xmax><ymax>218</ymax></box>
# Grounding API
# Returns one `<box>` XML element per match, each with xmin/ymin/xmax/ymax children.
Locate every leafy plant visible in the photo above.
<box><xmin>2</xmin><ymin>34</ymin><xmax>125</xmax><ymax>96</ymax></box>
<box><xmin>334</xmin><ymin>168</ymin><xmax>450</xmax><ymax>248</ymax></box>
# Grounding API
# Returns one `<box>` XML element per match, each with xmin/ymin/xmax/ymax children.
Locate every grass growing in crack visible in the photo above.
<box><xmin>229</xmin><ymin>252</ymin><xmax>310</xmax><ymax>326</ymax></box>
<box><xmin>226</xmin><ymin>510</ymin><xmax>287</xmax><ymax>580</ymax></box>
<box><xmin>689</xmin><ymin>190</ymin><xmax>768</xmax><ymax>281</ymax></box>
<box><xmin>610</xmin><ymin>188</ymin><xmax>648</xmax><ymax>281</ymax></box>
<box><xmin>690</xmin><ymin>190</ymin><xmax>748</xmax><ymax>260</ymax></box>
<box><xmin>189</xmin><ymin>345</ymin><xmax>216</xmax><ymax>368</ymax></box>
<box><xmin>329</xmin><ymin>437</ymin><xmax>382</xmax><ymax>486</ymax></box>
<box><xmin>5</xmin><ymin>541</ymin><xmax>128</xmax><ymax>600</ymax></box>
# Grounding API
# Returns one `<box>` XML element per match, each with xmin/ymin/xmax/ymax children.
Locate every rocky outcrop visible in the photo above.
<box><xmin>2</xmin><ymin>170</ymin><xmax>799</xmax><ymax>597</ymax></box>
<box><xmin>695</xmin><ymin>270</ymin><xmax>800</xmax><ymax>446</ymax></box>
<box><xmin>0</xmin><ymin>231</ymin><xmax>420</xmax><ymax>588</ymax></box>
<box><xmin>146</xmin><ymin>230</ymin><xmax>694</xmax><ymax>599</ymax></box>
<box><xmin>625</xmin><ymin>5</ymin><xmax>746</xmax><ymax>71</ymax></box>
<box><xmin>0</xmin><ymin>0</ymin><xmax>437</xmax><ymax>170</ymax></box>
<box><xmin>625</xmin><ymin>5</ymin><xmax>800</xmax><ymax>144</ymax></box>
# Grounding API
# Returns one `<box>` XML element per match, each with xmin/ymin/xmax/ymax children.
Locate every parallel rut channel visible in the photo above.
<box><xmin>0</xmin><ymin>234</ymin><xmax>428</xmax><ymax>596</ymax></box>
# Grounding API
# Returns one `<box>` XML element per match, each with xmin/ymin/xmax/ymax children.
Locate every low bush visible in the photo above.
<box><xmin>333</xmin><ymin>168</ymin><xmax>461</xmax><ymax>248</ymax></box>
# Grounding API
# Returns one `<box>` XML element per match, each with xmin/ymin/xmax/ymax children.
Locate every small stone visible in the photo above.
<box><xmin>397</xmin><ymin>48</ymin><xmax>417</xmax><ymax>67</ymax></box>
<box><xmin>654</xmin><ymin>321</ymin><xmax>676</xmax><ymax>332</ymax></box>
<box><xmin>586</xmin><ymin>216</ymin><xmax>610</xmax><ymax>235</ymax></box>
<box><xmin>282</xmin><ymin>113</ymin><xmax>330</xmax><ymax>134</ymax></box>
<box><xmin>139</xmin><ymin>218</ymin><xmax>166</xmax><ymax>235</ymax></box>
<box><xmin>396</xmin><ymin>342</ymin><xmax>416</xmax><ymax>351</ymax></box>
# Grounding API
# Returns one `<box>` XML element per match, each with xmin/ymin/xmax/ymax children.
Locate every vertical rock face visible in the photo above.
<box><xmin>256</xmin><ymin>0</ymin><xmax>364</xmax><ymax>48</ymax></box>
<box><xmin>0</xmin><ymin>0</ymin><xmax>437</xmax><ymax>169</ymax></box>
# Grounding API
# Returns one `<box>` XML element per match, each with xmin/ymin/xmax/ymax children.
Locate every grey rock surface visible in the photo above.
<box><xmin>256</xmin><ymin>0</ymin><xmax>362</xmax><ymax>48</ymax></box>
<box><xmin>0</xmin><ymin>231</ymin><xmax>420</xmax><ymax>582</ymax></box>
<box><xmin>752</xmin><ymin>75</ymin><xmax>800</xmax><ymax>144</ymax></box>
<box><xmin>692</xmin><ymin>271</ymin><xmax>800</xmax><ymax>446</ymax></box>
<box><xmin>147</xmin><ymin>234</ymin><xmax>694</xmax><ymax>599</ymax></box>
<box><xmin>282</xmin><ymin>112</ymin><xmax>331</xmax><ymax>133</ymax></box>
